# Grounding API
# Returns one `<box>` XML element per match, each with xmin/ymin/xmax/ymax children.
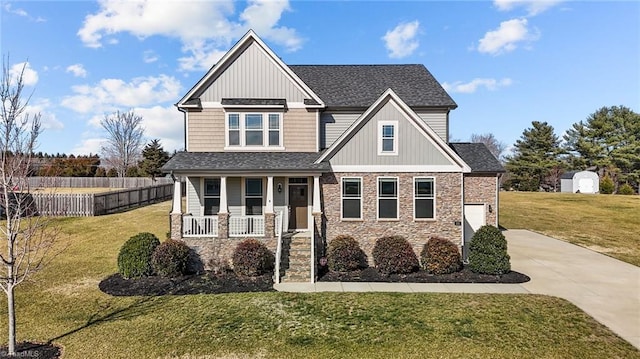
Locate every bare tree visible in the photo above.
<box><xmin>470</xmin><ymin>133</ymin><xmax>507</xmax><ymax>161</ymax></box>
<box><xmin>100</xmin><ymin>110</ymin><xmax>145</xmax><ymax>177</ymax></box>
<box><xmin>1</xmin><ymin>58</ymin><xmax>60</xmax><ymax>356</ymax></box>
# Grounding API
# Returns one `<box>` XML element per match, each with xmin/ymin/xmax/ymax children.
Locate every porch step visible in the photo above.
<box><xmin>281</xmin><ymin>233</ymin><xmax>312</xmax><ymax>283</ymax></box>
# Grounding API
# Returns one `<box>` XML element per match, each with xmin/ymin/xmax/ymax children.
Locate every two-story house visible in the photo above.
<box><xmin>162</xmin><ymin>30</ymin><xmax>504</xmax><ymax>283</ymax></box>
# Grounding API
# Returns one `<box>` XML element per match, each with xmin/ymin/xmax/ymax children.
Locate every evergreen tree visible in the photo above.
<box><xmin>505</xmin><ymin>121</ymin><xmax>564</xmax><ymax>191</ymax></box>
<box><xmin>138</xmin><ymin>139</ymin><xmax>170</xmax><ymax>180</ymax></box>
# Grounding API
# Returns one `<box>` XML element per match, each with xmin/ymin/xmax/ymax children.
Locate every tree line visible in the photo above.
<box><xmin>504</xmin><ymin>105</ymin><xmax>639</xmax><ymax>193</ymax></box>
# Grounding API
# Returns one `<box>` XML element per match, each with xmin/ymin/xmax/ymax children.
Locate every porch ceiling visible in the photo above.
<box><xmin>162</xmin><ymin>151</ymin><xmax>329</xmax><ymax>174</ymax></box>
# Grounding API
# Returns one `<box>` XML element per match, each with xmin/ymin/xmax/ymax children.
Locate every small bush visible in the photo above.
<box><xmin>372</xmin><ymin>235</ymin><xmax>419</xmax><ymax>274</ymax></box>
<box><xmin>468</xmin><ymin>225</ymin><xmax>511</xmax><ymax>275</ymax></box>
<box><xmin>232</xmin><ymin>239</ymin><xmax>275</xmax><ymax>276</ymax></box>
<box><xmin>420</xmin><ymin>237</ymin><xmax>462</xmax><ymax>275</ymax></box>
<box><xmin>117</xmin><ymin>232</ymin><xmax>160</xmax><ymax>279</ymax></box>
<box><xmin>617</xmin><ymin>183</ymin><xmax>635</xmax><ymax>195</ymax></box>
<box><xmin>151</xmin><ymin>240</ymin><xmax>191</xmax><ymax>277</ymax></box>
<box><xmin>600</xmin><ymin>176</ymin><xmax>614</xmax><ymax>194</ymax></box>
<box><xmin>327</xmin><ymin>235</ymin><xmax>367</xmax><ymax>272</ymax></box>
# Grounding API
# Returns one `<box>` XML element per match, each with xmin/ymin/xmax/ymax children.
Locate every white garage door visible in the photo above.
<box><xmin>463</xmin><ymin>204</ymin><xmax>486</xmax><ymax>261</ymax></box>
<box><xmin>578</xmin><ymin>178</ymin><xmax>594</xmax><ymax>193</ymax></box>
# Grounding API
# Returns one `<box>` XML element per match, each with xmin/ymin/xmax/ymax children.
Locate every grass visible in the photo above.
<box><xmin>500</xmin><ymin>192</ymin><xmax>640</xmax><ymax>266</ymax></box>
<box><xmin>0</xmin><ymin>201</ymin><xmax>638</xmax><ymax>358</ymax></box>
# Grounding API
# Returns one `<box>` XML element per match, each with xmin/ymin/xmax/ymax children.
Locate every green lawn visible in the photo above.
<box><xmin>1</xmin><ymin>201</ymin><xmax>638</xmax><ymax>358</ymax></box>
<box><xmin>500</xmin><ymin>191</ymin><xmax>640</xmax><ymax>266</ymax></box>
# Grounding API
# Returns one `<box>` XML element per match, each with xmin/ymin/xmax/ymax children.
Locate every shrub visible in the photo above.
<box><xmin>327</xmin><ymin>235</ymin><xmax>367</xmax><ymax>272</ymax></box>
<box><xmin>617</xmin><ymin>183</ymin><xmax>635</xmax><ymax>195</ymax></box>
<box><xmin>372</xmin><ymin>235</ymin><xmax>419</xmax><ymax>274</ymax></box>
<box><xmin>420</xmin><ymin>237</ymin><xmax>462</xmax><ymax>275</ymax></box>
<box><xmin>151</xmin><ymin>240</ymin><xmax>191</xmax><ymax>277</ymax></box>
<box><xmin>117</xmin><ymin>232</ymin><xmax>160</xmax><ymax>279</ymax></box>
<box><xmin>232</xmin><ymin>239</ymin><xmax>275</xmax><ymax>276</ymax></box>
<box><xmin>468</xmin><ymin>225</ymin><xmax>511</xmax><ymax>275</ymax></box>
<box><xmin>600</xmin><ymin>176</ymin><xmax>614</xmax><ymax>194</ymax></box>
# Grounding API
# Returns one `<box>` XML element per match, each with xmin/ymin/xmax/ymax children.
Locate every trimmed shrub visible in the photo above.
<box><xmin>600</xmin><ymin>176</ymin><xmax>614</xmax><ymax>194</ymax></box>
<box><xmin>420</xmin><ymin>237</ymin><xmax>462</xmax><ymax>275</ymax></box>
<box><xmin>468</xmin><ymin>225</ymin><xmax>511</xmax><ymax>275</ymax></box>
<box><xmin>117</xmin><ymin>232</ymin><xmax>160</xmax><ymax>279</ymax></box>
<box><xmin>232</xmin><ymin>239</ymin><xmax>275</xmax><ymax>276</ymax></box>
<box><xmin>372</xmin><ymin>235</ymin><xmax>419</xmax><ymax>274</ymax></box>
<box><xmin>327</xmin><ymin>235</ymin><xmax>367</xmax><ymax>272</ymax></box>
<box><xmin>617</xmin><ymin>183</ymin><xmax>635</xmax><ymax>195</ymax></box>
<box><xmin>151</xmin><ymin>240</ymin><xmax>191</xmax><ymax>277</ymax></box>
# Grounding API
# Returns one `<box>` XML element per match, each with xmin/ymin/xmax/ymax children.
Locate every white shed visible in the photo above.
<box><xmin>560</xmin><ymin>171</ymin><xmax>599</xmax><ymax>193</ymax></box>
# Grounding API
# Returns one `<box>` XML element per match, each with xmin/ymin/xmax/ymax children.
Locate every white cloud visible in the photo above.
<box><xmin>382</xmin><ymin>21</ymin><xmax>420</xmax><ymax>59</ymax></box>
<box><xmin>61</xmin><ymin>75</ymin><xmax>182</xmax><ymax>113</ymax></box>
<box><xmin>3</xmin><ymin>3</ymin><xmax>45</xmax><ymax>22</ymax></box>
<box><xmin>25</xmin><ymin>99</ymin><xmax>64</xmax><ymax>130</ymax></box>
<box><xmin>77</xmin><ymin>0</ymin><xmax>302</xmax><ymax>72</ymax></box>
<box><xmin>9</xmin><ymin>62</ymin><xmax>38</xmax><ymax>86</ymax></box>
<box><xmin>136</xmin><ymin>106</ymin><xmax>184</xmax><ymax>152</ymax></box>
<box><xmin>442</xmin><ymin>78</ymin><xmax>513</xmax><ymax>93</ymax></box>
<box><xmin>66</xmin><ymin>64</ymin><xmax>87</xmax><ymax>78</ymax></box>
<box><xmin>477</xmin><ymin>18</ymin><xmax>539</xmax><ymax>55</ymax></box>
<box><xmin>494</xmin><ymin>0</ymin><xmax>563</xmax><ymax>16</ymax></box>
<box><xmin>143</xmin><ymin>50</ymin><xmax>158</xmax><ymax>63</ymax></box>
<box><xmin>71</xmin><ymin>137</ymin><xmax>107</xmax><ymax>156</ymax></box>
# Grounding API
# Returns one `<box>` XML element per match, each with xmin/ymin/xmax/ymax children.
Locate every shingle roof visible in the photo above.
<box><xmin>289</xmin><ymin>64</ymin><xmax>457</xmax><ymax>108</ymax></box>
<box><xmin>221</xmin><ymin>98</ymin><xmax>286</xmax><ymax>106</ymax></box>
<box><xmin>560</xmin><ymin>171</ymin><xmax>579</xmax><ymax>179</ymax></box>
<box><xmin>449</xmin><ymin>143</ymin><xmax>505</xmax><ymax>173</ymax></box>
<box><xmin>162</xmin><ymin>152</ymin><xmax>329</xmax><ymax>173</ymax></box>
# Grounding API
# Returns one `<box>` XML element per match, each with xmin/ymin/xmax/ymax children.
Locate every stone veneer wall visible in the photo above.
<box><xmin>321</xmin><ymin>172</ymin><xmax>463</xmax><ymax>264</ymax></box>
<box><xmin>463</xmin><ymin>174</ymin><xmax>498</xmax><ymax>226</ymax></box>
<box><xmin>182</xmin><ymin>237</ymin><xmax>277</xmax><ymax>271</ymax></box>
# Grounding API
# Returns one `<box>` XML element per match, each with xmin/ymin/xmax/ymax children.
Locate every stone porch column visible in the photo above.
<box><xmin>218</xmin><ymin>212</ymin><xmax>229</xmax><ymax>239</ymax></box>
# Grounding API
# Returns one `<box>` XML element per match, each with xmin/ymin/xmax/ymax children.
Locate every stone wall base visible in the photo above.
<box><xmin>182</xmin><ymin>237</ymin><xmax>277</xmax><ymax>272</ymax></box>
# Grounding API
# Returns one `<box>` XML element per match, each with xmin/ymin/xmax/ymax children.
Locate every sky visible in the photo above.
<box><xmin>0</xmin><ymin>0</ymin><xmax>638</xmax><ymax>157</ymax></box>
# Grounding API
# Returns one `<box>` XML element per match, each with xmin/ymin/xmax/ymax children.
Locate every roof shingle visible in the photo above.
<box><xmin>449</xmin><ymin>143</ymin><xmax>505</xmax><ymax>173</ymax></box>
<box><xmin>162</xmin><ymin>152</ymin><xmax>328</xmax><ymax>173</ymax></box>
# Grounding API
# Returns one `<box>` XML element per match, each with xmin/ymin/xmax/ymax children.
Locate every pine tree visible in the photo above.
<box><xmin>138</xmin><ymin>139</ymin><xmax>170</xmax><ymax>180</ymax></box>
<box><xmin>505</xmin><ymin>121</ymin><xmax>564</xmax><ymax>191</ymax></box>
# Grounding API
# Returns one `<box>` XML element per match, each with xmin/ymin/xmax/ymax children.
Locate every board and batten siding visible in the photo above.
<box><xmin>416</xmin><ymin>110</ymin><xmax>448</xmax><ymax>142</ymax></box>
<box><xmin>330</xmin><ymin>100</ymin><xmax>453</xmax><ymax>166</ymax></box>
<box><xmin>320</xmin><ymin>112</ymin><xmax>360</xmax><ymax>149</ymax></box>
<box><xmin>199</xmin><ymin>41</ymin><xmax>307</xmax><ymax>103</ymax></box>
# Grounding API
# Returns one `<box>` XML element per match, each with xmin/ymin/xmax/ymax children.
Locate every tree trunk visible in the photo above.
<box><xmin>7</xmin><ymin>282</ymin><xmax>16</xmax><ymax>355</ymax></box>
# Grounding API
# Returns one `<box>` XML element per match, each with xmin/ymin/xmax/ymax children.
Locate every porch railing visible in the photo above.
<box><xmin>183</xmin><ymin>216</ymin><xmax>218</xmax><ymax>237</ymax></box>
<box><xmin>229</xmin><ymin>215</ymin><xmax>265</xmax><ymax>237</ymax></box>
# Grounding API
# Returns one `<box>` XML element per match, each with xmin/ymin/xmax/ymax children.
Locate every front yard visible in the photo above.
<box><xmin>1</xmin><ymin>201</ymin><xmax>637</xmax><ymax>358</ymax></box>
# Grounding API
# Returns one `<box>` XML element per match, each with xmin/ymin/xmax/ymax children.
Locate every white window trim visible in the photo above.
<box><xmin>225</xmin><ymin>112</ymin><xmax>285</xmax><ymax>150</ymax></box>
<box><xmin>340</xmin><ymin>177</ymin><xmax>363</xmax><ymax>221</ymax></box>
<box><xmin>378</xmin><ymin>120</ymin><xmax>398</xmax><ymax>156</ymax></box>
<box><xmin>377</xmin><ymin>176</ymin><xmax>399</xmax><ymax>220</ymax></box>
<box><xmin>413</xmin><ymin>176</ymin><xmax>436</xmax><ymax>221</ymax></box>
<box><xmin>244</xmin><ymin>177</ymin><xmax>264</xmax><ymax>216</ymax></box>
<box><xmin>203</xmin><ymin>178</ymin><xmax>220</xmax><ymax>216</ymax></box>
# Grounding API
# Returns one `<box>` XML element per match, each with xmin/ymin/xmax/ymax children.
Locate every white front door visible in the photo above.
<box><xmin>463</xmin><ymin>204</ymin><xmax>486</xmax><ymax>261</ymax></box>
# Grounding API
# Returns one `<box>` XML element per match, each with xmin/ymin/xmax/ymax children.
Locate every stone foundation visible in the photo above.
<box><xmin>170</xmin><ymin>213</ymin><xmax>182</xmax><ymax>240</ymax></box>
<box><xmin>183</xmin><ymin>237</ymin><xmax>277</xmax><ymax>272</ymax></box>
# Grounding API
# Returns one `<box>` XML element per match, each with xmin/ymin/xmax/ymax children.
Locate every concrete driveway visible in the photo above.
<box><xmin>506</xmin><ymin>230</ymin><xmax>640</xmax><ymax>349</ymax></box>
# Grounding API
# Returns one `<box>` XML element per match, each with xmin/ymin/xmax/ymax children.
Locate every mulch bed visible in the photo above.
<box><xmin>319</xmin><ymin>266</ymin><xmax>530</xmax><ymax>283</ymax></box>
<box><xmin>0</xmin><ymin>342</ymin><xmax>62</xmax><ymax>359</ymax></box>
<box><xmin>99</xmin><ymin>271</ymin><xmax>275</xmax><ymax>296</ymax></box>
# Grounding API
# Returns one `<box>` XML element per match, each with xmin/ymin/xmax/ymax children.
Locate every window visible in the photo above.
<box><xmin>245</xmin><ymin>178</ymin><xmax>263</xmax><ymax>215</ymax></box>
<box><xmin>414</xmin><ymin>178</ymin><xmax>435</xmax><ymax>219</ymax></box>
<box><xmin>378</xmin><ymin>121</ymin><xmax>397</xmax><ymax>155</ymax></box>
<box><xmin>226</xmin><ymin>113</ymin><xmax>281</xmax><ymax>148</ymax></box>
<box><xmin>204</xmin><ymin>178</ymin><xmax>220</xmax><ymax>215</ymax></box>
<box><xmin>341</xmin><ymin>178</ymin><xmax>362</xmax><ymax>219</ymax></box>
<box><xmin>378</xmin><ymin>177</ymin><xmax>398</xmax><ymax>219</ymax></box>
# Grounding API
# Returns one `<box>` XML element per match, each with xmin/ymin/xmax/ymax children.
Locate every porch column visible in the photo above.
<box><xmin>218</xmin><ymin>176</ymin><xmax>228</xmax><ymax>239</ymax></box>
<box><xmin>170</xmin><ymin>176</ymin><xmax>183</xmax><ymax>240</ymax></box>
<box><xmin>312</xmin><ymin>175</ymin><xmax>321</xmax><ymax>213</ymax></box>
<box><xmin>219</xmin><ymin>176</ymin><xmax>228</xmax><ymax>213</ymax></box>
<box><xmin>171</xmin><ymin>177</ymin><xmax>182</xmax><ymax>214</ymax></box>
<box><xmin>265</xmin><ymin>176</ymin><xmax>275</xmax><ymax>239</ymax></box>
<box><xmin>266</xmin><ymin>176</ymin><xmax>274</xmax><ymax>213</ymax></box>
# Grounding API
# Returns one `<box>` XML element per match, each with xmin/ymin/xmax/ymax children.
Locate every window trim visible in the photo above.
<box><xmin>413</xmin><ymin>176</ymin><xmax>436</xmax><ymax>221</ymax></box>
<box><xmin>244</xmin><ymin>177</ymin><xmax>264</xmax><ymax>216</ymax></box>
<box><xmin>377</xmin><ymin>176</ymin><xmax>399</xmax><ymax>220</ymax></box>
<box><xmin>203</xmin><ymin>178</ymin><xmax>221</xmax><ymax>216</ymax></box>
<box><xmin>340</xmin><ymin>177</ymin><xmax>363</xmax><ymax>221</ymax></box>
<box><xmin>225</xmin><ymin>112</ymin><xmax>284</xmax><ymax>150</ymax></box>
<box><xmin>378</xmin><ymin>120</ymin><xmax>398</xmax><ymax>155</ymax></box>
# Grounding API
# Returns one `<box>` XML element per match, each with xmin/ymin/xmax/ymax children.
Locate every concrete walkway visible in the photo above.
<box><xmin>274</xmin><ymin>229</ymin><xmax>640</xmax><ymax>349</ymax></box>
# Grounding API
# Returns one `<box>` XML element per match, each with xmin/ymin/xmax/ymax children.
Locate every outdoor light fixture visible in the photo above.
<box><xmin>488</xmin><ymin>205</ymin><xmax>493</xmax><ymax>213</ymax></box>
<box><xmin>277</xmin><ymin>183</ymin><xmax>283</xmax><ymax>193</ymax></box>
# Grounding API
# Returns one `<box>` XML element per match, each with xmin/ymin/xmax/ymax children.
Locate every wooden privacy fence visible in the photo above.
<box><xmin>27</xmin><ymin>177</ymin><xmax>173</xmax><ymax>189</ymax></box>
<box><xmin>32</xmin><ymin>184</ymin><xmax>173</xmax><ymax>217</ymax></box>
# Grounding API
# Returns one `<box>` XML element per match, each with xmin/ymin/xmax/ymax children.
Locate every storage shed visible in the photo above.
<box><xmin>560</xmin><ymin>171</ymin><xmax>599</xmax><ymax>193</ymax></box>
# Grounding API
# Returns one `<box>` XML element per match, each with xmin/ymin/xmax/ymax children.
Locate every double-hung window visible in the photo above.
<box><xmin>341</xmin><ymin>178</ymin><xmax>362</xmax><ymax>220</ymax></box>
<box><xmin>378</xmin><ymin>121</ymin><xmax>397</xmax><ymax>155</ymax></box>
<box><xmin>245</xmin><ymin>178</ymin><xmax>263</xmax><ymax>215</ymax></box>
<box><xmin>378</xmin><ymin>177</ymin><xmax>398</xmax><ymax>219</ymax></box>
<box><xmin>414</xmin><ymin>178</ymin><xmax>435</xmax><ymax>219</ymax></box>
<box><xmin>226</xmin><ymin>113</ymin><xmax>282</xmax><ymax>148</ymax></box>
<box><xmin>204</xmin><ymin>178</ymin><xmax>220</xmax><ymax>215</ymax></box>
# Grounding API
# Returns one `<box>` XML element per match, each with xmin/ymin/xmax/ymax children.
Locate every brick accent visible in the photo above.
<box><xmin>218</xmin><ymin>213</ymin><xmax>229</xmax><ymax>239</ymax></box>
<box><xmin>321</xmin><ymin>172</ymin><xmax>463</xmax><ymax>265</ymax></box>
<box><xmin>170</xmin><ymin>213</ymin><xmax>182</xmax><ymax>240</ymax></box>
<box><xmin>264</xmin><ymin>212</ymin><xmax>275</xmax><ymax>240</ymax></box>
<box><xmin>463</xmin><ymin>174</ymin><xmax>498</xmax><ymax>226</ymax></box>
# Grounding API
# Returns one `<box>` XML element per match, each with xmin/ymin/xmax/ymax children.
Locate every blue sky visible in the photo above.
<box><xmin>1</xmin><ymin>0</ymin><xmax>638</xmax><ymax>156</ymax></box>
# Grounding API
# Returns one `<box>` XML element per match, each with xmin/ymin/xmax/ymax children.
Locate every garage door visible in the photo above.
<box><xmin>463</xmin><ymin>204</ymin><xmax>486</xmax><ymax>261</ymax></box>
<box><xmin>578</xmin><ymin>178</ymin><xmax>594</xmax><ymax>193</ymax></box>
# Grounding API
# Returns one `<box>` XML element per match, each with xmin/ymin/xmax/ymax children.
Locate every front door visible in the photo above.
<box><xmin>463</xmin><ymin>204</ymin><xmax>486</xmax><ymax>262</ymax></box>
<box><xmin>289</xmin><ymin>184</ymin><xmax>308</xmax><ymax>230</ymax></box>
